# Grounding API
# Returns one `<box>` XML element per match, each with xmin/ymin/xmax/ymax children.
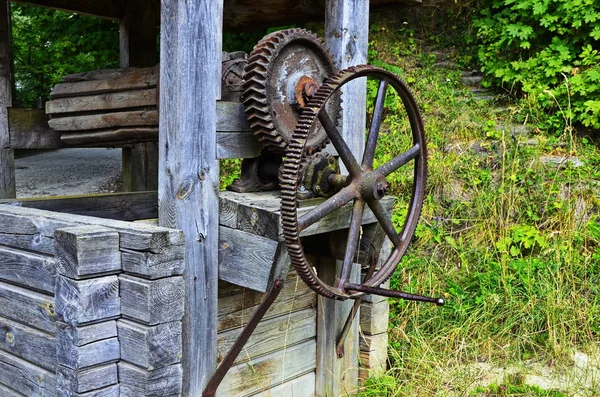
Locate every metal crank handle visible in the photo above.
<box><xmin>344</xmin><ymin>283</ymin><xmax>445</xmax><ymax>306</ymax></box>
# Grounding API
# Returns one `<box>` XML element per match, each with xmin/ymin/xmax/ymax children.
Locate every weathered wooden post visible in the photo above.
<box><xmin>0</xmin><ymin>0</ymin><xmax>14</xmax><ymax>199</ymax></box>
<box><xmin>158</xmin><ymin>0</ymin><xmax>223</xmax><ymax>394</ymax></box>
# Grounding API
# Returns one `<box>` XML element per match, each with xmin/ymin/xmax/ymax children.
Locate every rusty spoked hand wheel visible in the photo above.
<box><xmin>280</xmin><ymin>65</ymin><xmax>445</xmax><ymax>304</ymax></box>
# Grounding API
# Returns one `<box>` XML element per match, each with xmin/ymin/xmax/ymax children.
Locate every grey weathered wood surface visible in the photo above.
<box><xmin>158</xmin><ymin>0</ymin><xmax>223</xmax><ymax>394</ymax></box>
<box><xmin>216</xmin><ymin>131</ymin><xmax>262</xmax><ymax>159</ymax></box>
<box><xmin>218</xmin><ymin>226</ymin><xmax>279</xmax><ymax>292</ymax></box>
<box><xmin>0</xmin><ymin>314</ymin><xmax>56</xmax><ymax>371</ymax></box>
<box><xmin>0</xmin><ymin>204</ymin><xmax>184</xmax><ymax>254</ymax></box>
<box><xmin>57</xmin><ymin>334</ymin><xmax>120</xmax><ymax>370</ymax></box>
<box><xmin>216</xmin><ymin>339</ymin><xmax>316</xmax><ymax>397</ymax></box>
<box><xmin>0</xmin><ymin>191</ymin><xmax>159</xmax><ymax>221</ymax></box>
<box><xmin>60</xmin><ymin>127</ymin><xmax>158</xmax><ymax>146</ymax></box>
<box><xmin>0</xmin><ymin>1</ymin><xmax>14</xmax><ymax>199</ymax></box>
<box><xmin>217</xmin><ymin>274</ymin><xmax>316</xmax><ymax>333</ymax></box>
<box><xmin>119</xmin><ymin>274</ymin><xmax>184</xmax><ymax>325</ymax></box>
<box><xmin>117</xmin><ymin>319</ymin><xmax>182</xmax><ymax>370</ymax></box>
<box><xmin>0</xmin><ymin>244</ymin><xmax>56</xmax><ymax>293</ymax></box>
<box><xmin>0</xmin><ymin>280</ymin><xmax>57</xmax><ymax>333</ymax></box>
<box><xmin>0</xmin><ymin>350</ymin><xmax>56</xmax><ymax>397</ymax></box>
<box><xmin>358</xmin><ymin>332</ymin><xmax>388</xmax><ymax>378</ymax></box>
<box><xmin>54</xmin><ymin>226</ymin><xmax>121</xmax><ymax>279</ymax></box>
<box><xmin>8</xmin><ymin>107</ymin><xmax>65</xmax><ymax>149</ymax></box>
<box><xmin>56</xmin><ymin>320</ymin><xmax>118</xmax><ymax>347</ymax></box>
<box><xmin>57</xmin><ymin>363</ymin><xmax>118</xmax><ymax>394</ymax></box>
<box><xmin>118</xmin><ymin>362</ymin><xmax>183</xmax><ymax>397</ymax></box>
<box><xmin>61</xmin><ymin>384</ymin><xmax>120</xmax><ymax>397</ymax></box>
<box><xmin>250</xmin><ymin>371</ymin><xmax>316</xmax><ymax>397</ymax></box>
<box><xmin>55</xmin><ymin>275</ymin><xmax>120</xmax><ymax>325</ymax></box>
<box><xmin>2</xmin><ymin>192</ymin><xmax>154</xmax><ymax>220</ymax></box>
<box><xmin>0</xmin><ymin>382</ymin><xmax>22</xmax><ymax>396</ymax></box>
<box><xmin>49</xmin><ymin>110</ymin><xmax>159</xmax><ymax>131</ymax></box>
<box><xmin>359</xmin><ymin>299</ymin><xmax>390</xmax><ymax>335</ymax></box>
<box><xmin>217</xmin><ymin>307</ymin><xmax>316</xmax><ymax>366</ymax></box>
<box><xmin>121</xmin><ymin>244</ymin><xmax>184</xmax><ymax>279</ymax></box>
<box><xmin>45</xmin><ymin>89</ymin><xmax>156</xmax><ymax>115</ymax></box>
<box><xmin>51</xmin><ymin>66</ymin><xmax>159</xmax><ymax>99</ymax></box>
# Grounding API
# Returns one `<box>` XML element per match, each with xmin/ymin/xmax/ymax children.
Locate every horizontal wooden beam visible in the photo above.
<box><xmin>8</xmin><ymin>108</ymin><xmax>64</xmax><ymax>149</ymax></box>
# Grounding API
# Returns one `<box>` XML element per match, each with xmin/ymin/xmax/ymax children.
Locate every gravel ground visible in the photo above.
<box><xmin>15</xmin><ymin>148</ymin><xmax>123</xmax><ymax>198</ymax></box>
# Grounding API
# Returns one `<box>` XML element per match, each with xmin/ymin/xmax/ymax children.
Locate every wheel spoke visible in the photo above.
<box><xmin>367</xmin><ymin>199</ymin><xmax>402</xmax><ymax>246</ymax></box>
<box><xmin>376</xmin><ymin>144</ymin><xmax>420</xmax><ymax>176</ymax></box>
<box><xmin>336</xmin><ymin>200</ymin><xmax>365</xmax><ymax>289</ymax></box>
<box><xmin>317</xmin><ymin>110</ymin><xmax>361</xmax><ymax>177</ymax></box>
<box><xmin>297</xmin><ymin>185</ymin><xmax>356</xmax><ymax>232</ymax></box>
<box><xmin>362</xmin><ymin>80</ymin><xmax>388</xmax><ymax>169</ymax></box>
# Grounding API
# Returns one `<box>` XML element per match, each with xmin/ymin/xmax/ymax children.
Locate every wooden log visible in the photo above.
<box><xmin>60</xmin><ymin>127</ymin><xmax>158</xmax><ymax>146</ymax></box>
<box><xmin>56</xmin><ymin>321</ymin><xmax>118</xmax><ymax>348</ymax></box>
<box><xmin>49</xmin><ymin>110</ymin><xmax>159</xmax><ymax>131</ymax></box>
<box><xmin>0</xmin><ymin>1</ymin><xmax>14</xmax><ymax>199</ymax></box>
<box><xmin>117</xmin><ymin>319</ymin><xmax>182</xmax><ymax>370</ymax></box>
<box><xmin>118</xmin><ymin>362</ymin><xmax>183</xmax><ymax>397</ymax></box>
<box><xmin>121</xmin><ymin>141</ymin><xmax>159</xmax><ymax>191</ymax></box>
<box><xmin>58</xmin><ymin>384</ymin><xmax>120</xmax><ymax>397</ymax></box>
<box><xmin>0</xmin><ymin>204</ymin><xmax>183</xmax><ymax>254</ymax></box>
<box><xmin>217</xmin><ymin>307</ymin><xmax>316</xmax><ymax>366</ymax></box>
<box><xmin>0</xmin><ymin>280</ymin><xmax>57</xmax><ymax>333</ymax></box>
<box><xmin>216</xmin><ymin>131</ymin><xmax>262</xmax><ymax>159</ymax></box>
<box><xmin>54</xmin><ymin>226</ymin><xmax>121</xmax><ymax>279</ymax></box>
<box><xmin>254</xmin><ymin>372</ymin><xmax>316</xmax><ymax>397</ymax></box>
<box><xmin>218</xmin><ymin>226</ymin><xmax>279</xmax><ymax>292</ymax></box>
<box><xmin>215</xmin><ymin>101</ymin><xmax>250</xmax><ymax>132</ymax></box>
<box><xmin>46</xmin><ymin>89</ymin><xmax>157</xmax><ymax>115</ymax></box>
<box><xmin>216</xmin><ymin>339</ymin><xmax>316</xmax><ymax>397</ymax></box>
<box><xmin>158</xmin><ymin>0</ymin><xmax>223</xmax><ymax>393</ymax></box>
<box><xmin>51</xmin><ymin>66</ymin><xmax>159</xmax><ymax>99</ymax></box>
<box><xmin>360</xmin><ymin>299</ymin><xmax>390</xmax><ymax>335</ymax></box>
<box><xmin>217</xmin><ymin>275</ymin><xmax>316</xmax><ymax>333</ymax></box>
<box><xmin>8</xmin><ymin>107</ymin><xmax>64</xmax><ymax>149</ymax></box>
<box><xmin>0</xmin><ymin>191</ymin><xmax>159</xmax><ymax>221</ymax></box>
<box><xmin>57</xmin><ymin>363</ymin><xmax>118</xmax><ymax>395</ymax></box>
<box><xmin>121</xmin><ymin>245</ymin><xmax>184</xmax><ymax>279</ymax></box>
<box><xmin>57</xmin><ymin>334</ymin><xmax>120</xmax><ymax>370</ymax></box>
<box><xmin>358</xmin><ymin>332</ymin><xmax>388</xmax><ymax>377</ymax></box>
<box><xmin>0</xmin><ymin>350</ymin><xmax>56</xmax><ymax>397</ymax></box>
<box><xmin>55</xmin><ymin>275</ymin><xmax>121</xmax><ymax>326</ymax></box>
<box><xmin>119</xmin><ymin>274</ymin><xmax>184</xmax><ymax>325</ymax></box>
<box><xmin>0</xmin><ymin>315</ymin><xmax>56</xmax><ymax>371</ymax></box>
<box><xmin>0</xmin><ymin>382</ymin><xmax>21</xmax><ymax>396</ymax></box>
<box><xmin>0</xmin><ymin>244</ymin><xmax>56</xmax><ymax>293</ymax></box>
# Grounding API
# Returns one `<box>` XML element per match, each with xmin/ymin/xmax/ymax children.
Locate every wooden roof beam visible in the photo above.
<box><xmin>11</xmin><ymin>0</ymin><xmax>125</xmax><ymax>20</ymax></box>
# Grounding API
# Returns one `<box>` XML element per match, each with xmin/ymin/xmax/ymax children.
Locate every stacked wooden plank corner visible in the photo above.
<box><xmin>45</xmin><ymin>65</ymin><xmax>159</xmax><ymax>147</ymax></box>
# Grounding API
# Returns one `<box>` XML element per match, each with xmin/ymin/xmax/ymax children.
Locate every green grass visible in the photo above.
<box><xmin>355</xmin><ymin>8</ymin><xmax>600</xmax><ymax>397</ymax></box>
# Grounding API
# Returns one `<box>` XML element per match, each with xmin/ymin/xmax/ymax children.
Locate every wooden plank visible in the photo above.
<box><xmin>117</xmin><ymin>319</ymin><xmax>182</xmax><ymax>370</ymax></box>
<box><xmin>218</xmin><ymin>226</ymin><xmax>279</xmax><ymax>292</ymax></box>
<box><xmin>55</xmin><ymin>275</ymin><xmax>121</xmax><ymax>326</ymax></box>
<box><xmin>12</xmin><ymin>0</ymin><xmax>124</xmax><ymax>20</ymax></box>
<box><xmin>358</xmin><ymin>332</ymin><xmax>388</xmax><ymax>376</ymax></box>
<box><xmin>119</xmin><ymin>274</ymin><xmax>184</xmax><ymax>325</ymax></box>
<box><xmin>0</xmin><ymin>244</ymin><xmax>56</xmax><ymax>293</ymax></box>
<box><xmin>122</xmin><ymin>141</ymin><xmax>159</xmax><ymax>191</ymax></box>
<box><xmin>45</xmin><ymin>89</ymin><xmax>156</xmax><ymax>115</ymax></box>
<box><xmin>8</xmin><ymin>107</ymin><xmax>64</xmax><ymax>149</ymax></box>
<box><xmin>251</xmin><ymin>372</ymin><xmax>316</xmax><ymax>397</ymax></box>
<box><xmin>0</xmin><ymin>280</ymin><xmax>56</xmax><ymax>333</ymax></box>
<box><xmin>56</xmin><ymin>321</ymin><xmax>118</xmax><ymax>348</ymax></box>
<box><xmin>55</xmin><ymin>226</ymin><xmax>121</xmax><ymax>279</ymax></box>
<box><xmin>217</xmin><ymin>308</ymin><xmax>316</xmax><ymax>366</ymax></box>
<box><xmin>0</xmin><ymin>383</ymin><xmax>21</xmax><ymax>396</ymax></box>
<box><xmin>360</xmin><ymin>300</ymin><xmax>389</xmax><ymax>335</ymax></box>
<box><xmin>49</xmin><ymin>110</ymin><xmax>158</xmax><ymax>131</ymax></box>
<box><xmin>0</xmin><ymin>1</ymin><xmax>14</xmax><ymax>198</ymax></box>
<box><xmin>0</xmin><ymin>204</ymin><xmax>183</xmax><ymax>254</ymax></box>
<box><xmin>0</xmin><ymin>350</ymin><xmax>56</xmax><ymax>397</ymax></box>
<box><xmin>158</xmin><ymin>0</ymin><xmax>222</xmax><ymax>394</ymax></box>
<box><xmin>57</xmin><ymin>335</ymin><xmax>120</xmax><ymax>370</ymax></box>
<box><xmin>57</xmin><ymin>363</ymin><xmax>118</xmax><ymax>394</ymax></box>
<box><xmin>217</xmin><ymin>339</ymin><xmax>316</xmax><ymax>397</ymax></box>
<box><xmin>51</xmin><ymin>66</ymin><xmax>159</xmax><ymax>99</ymax></box>
<box><xmin>0</xmin><ymin>315</ymin><xmax>56</xmax><ymax>371</ymax></box>
<box><xmin>59</xmin><ymin>384</ymin><xmax>120</xmax><ymax>397</ymax></box>
<box><xmin>215</xmin><ymin>101</ymin><xmax>250</xmax><ymax>132</ymax></box>
<box><xmin>118</xmin><ymin>362</ymin><xmax>182</xmax><ymax>397</ymax></box>
<box><xmin>216</xmin><ymin>131</ymin><xmax>262</xmax><ymax>159</ymax></box>
<box><xmin>61</xmin><ymin>67</ymin><xmax>154</xmax><ymax>84</ymax></box>
<box><xmin>61</xmin><ymin>127</ymin><xmax>158</xmax><ymax>146</ymax></box>
<box><xmin>121</xmin><ymin>245</ymin><xmax>184</xmax><ymax>279</ymax></box>
<box><xmin>217</xmin><ymin>275</ymin><xmax>316</xmax><ymax>333</ymax></box>
<box><xmin>0</xmin><ymin>191</ymin><xmax>159</xmax><ymax>221</ymax></box>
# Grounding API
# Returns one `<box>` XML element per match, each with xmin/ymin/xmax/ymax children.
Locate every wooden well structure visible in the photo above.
<box><xmin>0</xmin><ymin>0</ymin><xmax>420</xmax><ymax>396</ymax></box>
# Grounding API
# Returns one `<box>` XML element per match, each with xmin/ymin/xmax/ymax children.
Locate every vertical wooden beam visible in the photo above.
<box><xmin>120</xmin><ymin>0</ymin><xmax>159</xmax><ymax>192</ymax></box>
<box><xmin>0</xmin><ymin>1</ymin><xmax>14</xmax><ymax>198</ymax></box>
<box><xmin>159</xmin><ymin>0</ymin><xmax>222</xmax><ymax>395</ymax></box>
<box><xmin>318</xmin><ymin>1</ymin><xmax>369</xmax><ymax>395</ymax></box>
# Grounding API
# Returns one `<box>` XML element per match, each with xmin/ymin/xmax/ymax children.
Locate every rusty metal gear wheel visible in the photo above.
<box><xmin>242</xmin><ymin>28</ymin><xmax>340</xmax><ymax>154</ymax></box>
<box><xmin>280</xmin><ymin>65</ymin><xmax>428</xmax><ymax>300</ymax></box>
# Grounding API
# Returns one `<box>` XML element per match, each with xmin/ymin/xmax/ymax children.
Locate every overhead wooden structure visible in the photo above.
<box><xmin>0</xmin><ymin>0</ymin><xmax>405</xmax><ymax>396</ymax></box>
